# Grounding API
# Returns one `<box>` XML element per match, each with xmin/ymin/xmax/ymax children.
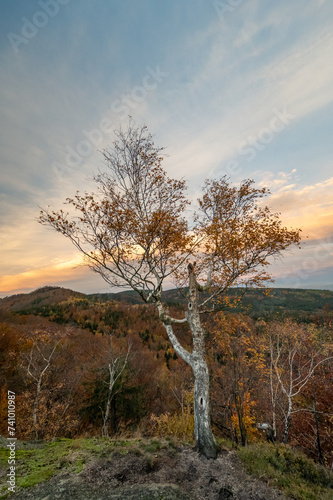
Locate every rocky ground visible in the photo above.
<box><xmin>8</xmin><ymin>446</ymin><xmax>286</xmax><ymax>500</ymax></box>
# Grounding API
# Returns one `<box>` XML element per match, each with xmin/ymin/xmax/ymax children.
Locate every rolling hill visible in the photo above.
<box><xmin>1</xmin><ymin>285</ymin><xmax>333</xmax><ymax>320</ymax></box>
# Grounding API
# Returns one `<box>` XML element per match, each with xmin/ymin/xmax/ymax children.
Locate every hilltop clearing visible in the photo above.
<box><xmin>0</xmin><ymin>439</ymin><xmax>286</xmax><ymax>500</ymax></box>
<box><xmin>1</xmin><ymin>438</ymin><xmax>333</xmax><ymax>499</ymax></box>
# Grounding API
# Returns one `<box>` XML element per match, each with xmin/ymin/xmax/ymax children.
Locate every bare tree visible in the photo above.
<box><xmin>267</xmin><ymin>320</ymin><xmax>333</xmax><ymax>444</ymax></box>
<box><xmin>100</xmin><ymin>338</ymin><xmax>131</xmax><ymax>437</ymax></box>
<box><xmin>39</xmin><ymin>121</ymin><xmax>301</xmax><ymax>458</ymax></box>
<box><xmin>22</xmin><ymin>331</ymin><xmax>67</xmax><ymax>439</ymax></box>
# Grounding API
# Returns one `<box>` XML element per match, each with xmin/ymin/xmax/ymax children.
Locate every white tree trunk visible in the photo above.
<box><xmin>192</xmin><ymin>357</ymin><xmax>217</xmax><ymax>458</ymax></box>
<box><xmin>32</xmin><ymin>376</ymin><xmax>42</xmax><ymax>440</ymax></box>
<box><xmin>101</xmin><ymin>344</ymin><xmax>130</xmax><ymax>437</ymax></box>
<box><xmin>27</xmin><ymin>341</ymin><xmax>61</xmax><ymax>440</ymax></box>
<box><xmin>156</xmin><ymin>265</ymin><xmax>218</xmax><ymax>459</ymax></box>
<box><xmin>102</xmin><ymin>363</ymin><xmax>114</xmax><ymax>437</ymax></box>
<box><xmin>269</xmin><ymin>338</ymin><xmax>278</xmax><ymax>440</ymax></box>
<box><xmin>186</xmin><ymin>266</ymin><xmax>217</xmax><ymax>458</ymax></box>
<box><xmin>282</xmin><ymin>396</ymin><xmax>292</xmax><ymax>444</ymax></box>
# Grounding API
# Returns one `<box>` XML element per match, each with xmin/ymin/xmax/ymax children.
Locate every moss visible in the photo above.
<box><xmin>0</xmin><ymin>449</ymin><xmax>9</xmax><ymax>468</ymax></box>
<box><xmin>19</xmin><ymin>466</ymin><xmax>55</xmax><ymax>488</ymax></box>
<box><xmin>0</xmin><ymin>439</ymin><xmax>76</xmax><ymax>496</ymax></box>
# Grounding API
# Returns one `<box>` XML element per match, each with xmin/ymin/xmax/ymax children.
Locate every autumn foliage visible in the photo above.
<box><xmin>0</xmin><ymin>290</ymin><xmax>332</xmax><ymax>467</ymax></box>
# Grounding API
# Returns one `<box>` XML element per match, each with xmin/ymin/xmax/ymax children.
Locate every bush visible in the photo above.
<box><xmin>150</xmin><ymin>391</ymin><xmax>194</xmax><ymax>441</ymax></box>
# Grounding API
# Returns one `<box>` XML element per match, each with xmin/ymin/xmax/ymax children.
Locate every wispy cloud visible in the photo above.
<box><xmin>0</xmin><ymin>255</ymin><xmax>81</xmax><ymax>293</ymax></box>
<box><xmin>267</xmin><ymin>174</ymin><xmax>333</xmax><ymax>238</ymax></box>
<box><xmin>1</xmin><ymin>0</ymin><xmax>333</xmax><ymax>295</ymax></box>
<box><xmin>142</xmin><ymin>7</ymin><xmax>333</xmax><ymax>187</ymax></box>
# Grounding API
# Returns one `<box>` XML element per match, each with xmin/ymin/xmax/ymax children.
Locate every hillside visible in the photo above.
<box><xmin>0</xmin><ymin>282</ymin><xmax>332</xmax><ymax>495</ymax></box>
<box><xmin>1</xmin><ymin>285</ymin><xmax>333</xmax><ymax>318</ymax></box>
<box><xmin>2</xmin><ymin>285</ymin><xmax>333</xmax><ymax>321</ymax></box>
<box><xmin>74</xmin><ymin>286</ymin><xmax>333</xmax><ymax>318</ymax></box>
<box><xmin>223</xmin><ymin>287</ymin><xmax>333</xmax><ymax>318</ymax></box>
<box><xmin>0</xmin><ymin>286</ymin><xmax>84</xmax><ymax>311</ymax></box>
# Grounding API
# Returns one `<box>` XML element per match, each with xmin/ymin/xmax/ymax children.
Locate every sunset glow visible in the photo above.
<box><xmin>1</xmin><ymin>1</ymin><xmax>333</xmax><ymax>296</ymax></box>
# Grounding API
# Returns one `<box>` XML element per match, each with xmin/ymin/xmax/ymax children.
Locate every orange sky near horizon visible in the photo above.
<box><xmin>1</xmin><ymin>176</ymin><xmax>333</xmax><ymax>297</ymax></box>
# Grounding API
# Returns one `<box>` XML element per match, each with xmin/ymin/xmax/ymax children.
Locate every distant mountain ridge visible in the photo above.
<box><xmin>1</xmin><ymin>285</ymin><xmax>333</xmax><ymax>318</ymax></box>
<box><xmin>0</xmin><ymin>286</ymin><xmax>84</xmax><ymax>311</ymax></box>
<box><xmin>91</xmin><ymin>287</ymin><xmax>333</xmax><ymax>318</ymax></box>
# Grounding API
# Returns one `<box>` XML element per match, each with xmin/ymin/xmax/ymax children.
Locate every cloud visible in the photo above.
<box><xmin>0</xmin><ymin>254</ymin><xmax>106</xmax><ymax>297</ymax></box>
<box><xmin>233</xmin><ymin>170</ymin><xmax>333</xmax><ymax>289</ymax></box>
<box><xmin>138</xmin><ymin>7</ymin><xmax>333</xmax><ymax>188</ymax></box>
<box><xmin>266</xmin><ymin>174</ymin><xmax>333</xmax><ymax>238</ymax></box>
<box><xmin>1</xmin><ymin>0</ymin><xmax>333</xmax><ymax>296</ymax></box>
<box><xmin>0</xmin><ymin>255</ymin><xmax>80</xmax><ymax>292</ymax></box>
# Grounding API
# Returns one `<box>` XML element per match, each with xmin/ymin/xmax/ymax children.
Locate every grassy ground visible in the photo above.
<box><xmin>237</xmin><ymin>442</ymin><xmax>333</xmax><ymax>500</ymax></box>
<box><xmin>0</xmin><ymin>437</ymin><xmax>178</xmax><ymax>498</ymax></box>
<box><xmin>0</xmin><ymin>437</ymin><xmax>332</xmax><ymax>499</ymax></box>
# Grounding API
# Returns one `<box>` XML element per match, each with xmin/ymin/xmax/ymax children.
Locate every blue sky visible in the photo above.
<box><xmin>1</xmin><ymin>0</ymin><xmax>333</xmax><ymax>296</ymax></box>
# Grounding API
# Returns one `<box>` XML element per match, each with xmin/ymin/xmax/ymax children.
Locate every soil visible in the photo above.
<box><xmin>8</xmin><ymin>446</ymin><xmax>286</xmax><ymax>500</ymax></box>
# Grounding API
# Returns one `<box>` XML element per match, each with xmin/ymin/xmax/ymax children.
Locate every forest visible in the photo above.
<box><xmin>1</xmin><ymin>285</ymin><xmax>332</xmax><ymax>468</ymax></box>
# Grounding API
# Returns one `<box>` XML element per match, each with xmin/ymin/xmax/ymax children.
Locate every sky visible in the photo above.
<box><xmin>1</xmin><ymin>0</ymin><xmax>333</xmax><ymax>297</ymax></box>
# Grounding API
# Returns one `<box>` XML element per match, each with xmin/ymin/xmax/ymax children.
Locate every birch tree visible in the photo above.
<box><xmin>100</xmin><ymin>338</ymin><xmax>131</xmax><ymax>437</ymax></box>
<box><xmin>39</xmin><ymin>121</ymin><xmax>301</xmax><ymax>458</ymax></box>
<box><xmin>267</xmin><ymin>320</ymin><xmax>333</xmax><ymax>444</ymax></box>
<box><xmin>22</xmin><ymin>331</ymin><xmax>66</xmax><ymax>439</ymax></box>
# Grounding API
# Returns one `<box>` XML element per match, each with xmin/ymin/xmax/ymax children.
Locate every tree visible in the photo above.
<box><xmin>21</xmin><ymin>329</ymin><xmax>67</xmax><ymax>439</ymax></box>
<box><xmin>100</xmin><ymin>337</ymin><xmax>131</xmax><ymax>437</ymax></box>
<box><xmin>266</xmin><ymin>319</ymin><xmax>333</xmax><ymax>444</ymax></box>
<box><xmin>210</xmin><ymin>313</ymin><xmax>266</xmax><ymax>445</ymax></box>
<box><xmin>39</xmin><ymin>121</ymin><xmax>301</xmax><ymax>458</ymax></box>
<box><xmin>295</xmin><ymin>369</ymin><xmax>333</xmax><ymax>466</ymax></box>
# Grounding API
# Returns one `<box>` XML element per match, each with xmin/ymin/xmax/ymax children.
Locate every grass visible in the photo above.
<box><xmin>0</xmin><ymin>438</ymin><xmax>73</xmax><ymax>497</ymax></box>
<box><xmin>1</xmin><ymin>437</ymin><xmax>332</xmax><ymax>499</ymax></box>
<box><xmin>237</xmin><ymin>442</ymin><xmax>333</xmax><ymax>500</ymax></box>
<box><xmin>0</xmin><ymin>437</ymin><xmax>178</xmax><ymax>498</ymax></box>
<box><xmin>142</xmin><ymin>439</ymin><xmax>162</xmax><ymax>453</ymax></box>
